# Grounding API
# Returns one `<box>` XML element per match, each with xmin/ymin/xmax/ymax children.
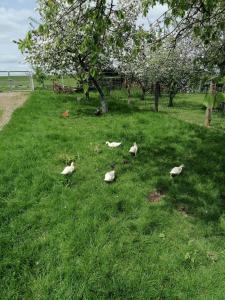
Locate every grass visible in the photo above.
<box><xmin>0</xmin><ymin>75</ymin><xmax>78</xmax><ymax>92</ymax></box>
<box><xmin>160</xmin><ymin>93</ymin><xmax>225</xmax><ymax>131</ymax></box>
<box><xmin>1</xmin><ymin>90</ymin><xmax>225</xmax><ymax>299</ymax></box>
<box><xmin>113</xmin><ymin>89</ymin><xmax>225</xmax><ymax>131</ymax></box>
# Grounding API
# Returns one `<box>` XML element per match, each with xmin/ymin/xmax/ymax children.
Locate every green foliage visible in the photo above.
<box><xmin>82</xmin><ymin>83</ymin><xmax>89</xmax><ymax>94</ymax></box>
<box><xmin>203</xmin><ymin>93</ymin><xmax>215</xmax><ymax>108</ymax></box>
<box><xmin>215</xmin><ymin>92</ymin><xmax>225</xmax><ymax>103</ymax></box>
<box><xmin>35</xmin><ymin>68</ymin><xmax>46</xmax><ymax>88</ymax></box>
<box><xmin>142</xmin><ymin>0</ymin><xmax>225</xmax><ymax>44</ymax></box>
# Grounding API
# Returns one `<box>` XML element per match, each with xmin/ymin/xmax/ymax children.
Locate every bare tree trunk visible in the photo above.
<box><xmin>141</xmin><ymin>87</ymin><xmax>146</xmax><ymax>100</ymax></box>
<box><xmin>154</xmin><ymin>81</ymin><xmax>160</xmax><ymax>112</ymax></box>
<box><xmin>198</xmin><ymin>79</ymin><xmax>202</xmax><ymax>93</ymax></box>
<box><xmin>168</xmin><ymin>93</ymin><xmax>174</xmax><ymax>107</ymax></box>
<box><xmin>151</xmin><ymin>83</ymin><xmax>154</xmax><ymax>93</ymax></box>
<box><xmin>85</xmin><ymin>89</ymin><xmax>89</xmax><ymax>101</ymax></box>
<box><xmin>205</xmin><ymin>107</ymin><xmax>212</xmax><ymax>127</ymax></box>
<box><xmin>128</xmin><ymin>85</ymin><xmax>131</xmax><ymax>104</ymax></box>
<box><xmin>79</xmin><ymin>56</ymin><xmax>108</xmax><ymax>113</ymax></box>
<box><xmin>90</xmin><ymin>76</ymin><xmax>108</xmax><ymax>113</ymax></box>
<box><xmin>126</xmin><ymin>79</ymin><xmax>132</xmax><ymax>104</ymax></box>
<box><xmin>204</xmin><ymin>81</ymin><xmax>216</xmax><ymax>127</ymax></box>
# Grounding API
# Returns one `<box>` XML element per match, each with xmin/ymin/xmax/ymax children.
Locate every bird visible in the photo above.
<box><xmin>170</xmin><ymin>164</ymin><xmax>184</xmax><ymax>177</ymax></box>
<box><xmin>106</xmin><ymin>141</ymin><xmax>122</xmax><ymax>148</ymax></box>
<box><xmin>104</xmin><ymin>170</ymin><xmax>116</xmax><ymax>183</ymax></box>
<box><xmin>61</xmin><ymin>161</ymin><xmax>75</xmax><ymax>175</ymax></box>
<box><xmin>62</xmin><ymin>110</ymin><xmax>69</xmax><ymax>118</ymax></box>
<box><xmin>104</xmin><ymin>165</ymin><xmax>116</xmax><ymax>182</ymax></box>
<box><xmin>129</xmin><ymin>142</ymin><xmax>138</xmax><ymax>156</ymax></box>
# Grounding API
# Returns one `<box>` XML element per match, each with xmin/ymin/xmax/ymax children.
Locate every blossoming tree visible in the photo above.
<box><xmin>18</xmin><ymin>0</ymin><xmax>139</xmax><ymax>113</ymax></box>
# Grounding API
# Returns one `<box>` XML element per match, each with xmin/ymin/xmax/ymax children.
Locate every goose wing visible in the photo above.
<box><xmin>104</xmin><ymin>170</ymin><xmax>115</xmax><ymax>182</ymax></box>
<box><xmin>108</xmin><ymin>142</ymin><xmax>121</xmax><ymax>148</ymax></box>
<box><xmin>170</xmin><ymin>166</ymin><xmax>182</xmax><ymax>175</ymax></box>
<box><xmin>61</xmin><ymin>165</ymin><xmax>74</xmax><ymax>175</ymax></box>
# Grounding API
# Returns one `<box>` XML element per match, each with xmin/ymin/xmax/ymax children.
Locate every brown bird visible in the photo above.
<box><xmin>62</xmin><ymin>110</ymin><xmax>69</xmax><ymax>118</ymax></box>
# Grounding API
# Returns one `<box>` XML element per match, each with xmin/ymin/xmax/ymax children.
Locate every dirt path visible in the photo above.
<box><xmin>0</xmin><ymin>92</ymin><xmax>29</xmax><ymax>130</ymax></box>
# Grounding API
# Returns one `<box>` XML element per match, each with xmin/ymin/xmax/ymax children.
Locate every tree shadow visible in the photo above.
<box><xmin>118</xmin><ymin>122</ymin><xmax>225</xmax><ymax>223</ymax></box>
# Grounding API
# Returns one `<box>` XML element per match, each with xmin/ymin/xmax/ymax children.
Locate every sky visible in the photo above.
<box><xmin>0</xmin><ymin>0</ymin><xmax>166</xmax><ymax>71</ymax></box>
<box><xmin>0</xmin><ymin>0</ymin><xmax>37</xmax><ymax>71</ymax></box>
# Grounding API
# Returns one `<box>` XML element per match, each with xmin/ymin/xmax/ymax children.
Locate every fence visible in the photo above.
<box><xmin>0</xmin><ymin>71</ymin><xmax>34</xmax><ymax>92</ymax></box>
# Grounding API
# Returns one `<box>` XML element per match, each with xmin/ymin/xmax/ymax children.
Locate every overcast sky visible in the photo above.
<box><xmin>0</xmin><ymin>0</ymin><xmax>166</xmax><ymax>71</ymax></box>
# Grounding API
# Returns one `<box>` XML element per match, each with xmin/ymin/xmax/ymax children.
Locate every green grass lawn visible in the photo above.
<box><xmin>113</xmin><ymin>89</ymin><xmax>225</xmax><ymax>131</ymax></box>
<box><xmin>1</xmin><ymin>90</ymin><xmax>225</xmax><ymax>299</ymax></box>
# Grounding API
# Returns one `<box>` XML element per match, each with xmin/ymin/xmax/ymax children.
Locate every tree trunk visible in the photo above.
<box><xmin>205</xmin><ymin>107</ymin><xmax>212</xmax><ymax>127</ymax></box>
<box><xmin>205</xmin><ymin>81</ymin><xmax>216</xmax><ymax>127</ymax></box>
<box><xmin>90</xmin><ymin>76</ymin><xmax>108</xmax><ymax>113</ymax></box>
<box><xmin>154</xmin><ymin>81</ymin><xmax>160</xmax><ymax>112</ymax></box>
<box><xmin>168</xmin><ymin>93</ymin><xmax>174</xmax><ymax>107</ymax></box>
<box><xmin>85</xmin><ymin>89</ymin><xmax>89</xmax><ymax>101</ymax></box>
<box><xmin>141</xmin><ymin>87</ymin><xmax>145</xmax><ymax>100</ymax></box>
<box><xmin>198</xmin><ymin>79</ymin><xmax>202</xmax><ymax>93</ymax></box>
<box><xmin>127</xmin><ymin>84</ymin><xmax>131</xmax><ymax>104</ymax></box>
<box><xmin>151</xmin><ymin>83</ymin><xmax>154</xmax><ymax>93</ymax></box>
<box><xmin>78</xmin><ymin>56</ymin><xmax>108</xmax><ymax>112</ymax></box>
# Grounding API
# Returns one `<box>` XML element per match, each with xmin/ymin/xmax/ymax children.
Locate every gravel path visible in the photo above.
<box><xmin>0</xmin><ymin>92</ymin><xmax>29</xmax><ymax>130</ymax></box>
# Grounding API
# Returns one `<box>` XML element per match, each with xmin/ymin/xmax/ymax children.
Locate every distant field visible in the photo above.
<box><xmin>0</xmin><ymin>76</ymin><xmax>32</xmax><ymax>92</ymax></box>
<box><xmin>0</xmin><ymin>75</ymin><xmax>78</xmax><ymax>92</ymax></box>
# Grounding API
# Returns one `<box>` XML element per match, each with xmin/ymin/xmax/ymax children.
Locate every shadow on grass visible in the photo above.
<box><xmin>117</xmin><ymin>122</ymin><xmax>225</xmax><ymax>223</ymax></box>
<box><xmin>73</xmin><ymin>97</ymin><xmax>149</xmax><ymax>116</ymax></box>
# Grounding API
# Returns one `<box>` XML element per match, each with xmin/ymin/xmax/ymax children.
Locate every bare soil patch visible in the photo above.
<box><xmin>0</xmin><ymin>92</ymin><xmax>29</xmax><ymax>130</ymax></box>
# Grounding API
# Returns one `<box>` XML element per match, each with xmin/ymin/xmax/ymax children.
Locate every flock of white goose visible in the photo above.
<box><xmin>60</xmin><ymin>141</ymin><xmax>184</xmax><ymax>182</ymax></box>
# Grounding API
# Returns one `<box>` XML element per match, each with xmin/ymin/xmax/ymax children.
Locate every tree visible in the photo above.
<box><xmin>18</xmin><ymin>0</ymin><xmax>139</xmax><ymax>113</ymax></box>
<box><xmin>204</xmin><ymin>82</ymin><xmax>216</xmax><ymax>127</ymax></box>
<box><xmin>146</xmin><ymin>39</ymin><xmax>198</xmax><ymax>109</ymax></box>
<box><xmin>199</xmin><ymin>38</ymin><xmax>225</xmax><ymax>77</ymax></box>
<box><xmin>143</xmin><ymin>0</ymin><xmax>225</xmax><ymax>46</ymax></box>
<box><xmin>117</xmin><ymin>30</ymin><xmax>199</xmax><ymax>109</ymax></box>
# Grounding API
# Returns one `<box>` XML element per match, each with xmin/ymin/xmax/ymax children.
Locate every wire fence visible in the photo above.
<box><xmin>0</xmin><ymin>71</ymin><xmax>34</xmax><ymax>92</ymax></box>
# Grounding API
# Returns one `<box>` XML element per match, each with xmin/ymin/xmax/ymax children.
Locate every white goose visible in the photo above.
<box><xmin>170</xmin><ymin>164</ymin><xmax>184</xmax><ymax>177</ymax></box>
<box><xmin>129</xmin><ymin>142</ymin><xmax>138</xmax><ymax>156</ymax></box>
<box><xmin>106</xmin><ymin>141</ymin><xmax>122</xmax><ymax>148</ymax></box>
<box><xmin>104</xmin><ymin>167</ymin><xmax>116</xmax><ymax>182</ymax></box>
<box><xmin>61</xmin><ymin>162</ymin><xmax>75</xmax><ymax>175</ymax></box>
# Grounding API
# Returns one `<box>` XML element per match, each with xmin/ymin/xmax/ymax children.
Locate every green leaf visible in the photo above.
<box><xmin>115</xmin><ymin>10</ymin><xmax>124</xmax><ymax>20</ymax></box>
<box><xmin>83</xmin><ymin>83</ymin><xmax>89</xmax><ymax>94</ymax></box>
<box><xmin>164</xmin><ymin>17</ymin><xmax>171</xmax><ymax>26</ymax></box>
<box><xmin>193</xmin><ymin>26</ymin><xmax>201</xmax><ymax>36</ymax></box>
<box><xmin>203</xmin><ymin>94</ymin><xmax>215</xmax><ymax>108</ymax></box>
<box><xmin>90</xmin><ymin>68</ymin><xmax>96</xmax><ymax>78</ymax></box>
